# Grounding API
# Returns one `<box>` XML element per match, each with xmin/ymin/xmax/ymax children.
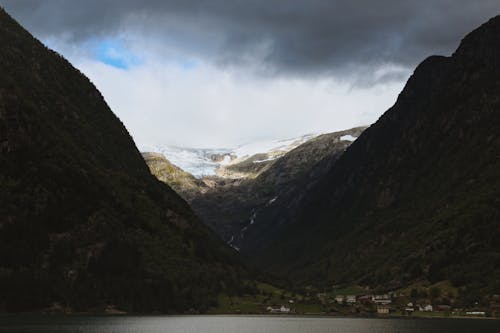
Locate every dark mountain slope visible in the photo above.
<box><xmin>253</xmin><ymin>16</ymin><xmax>500</xmax><ymax>299</ymax></box>
<box><xmin>230</xmin><ymin>127</ymin><xmax>366</xmax><ymax>252</ymax></box>
<box><xmin>155</xmin><ymin>127</ymin><xmax>364</xmax><ymax>247</ymax></box>
<box><xmin>0</xmin><ymin>8</ymin><xmax>245</xmax><ymax>313</ymax></box>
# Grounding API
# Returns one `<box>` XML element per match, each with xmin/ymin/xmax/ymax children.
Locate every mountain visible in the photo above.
<box><xmin>0</xmin><ymin>8</ymin><xmax>248</xmax><ymax>313</ymax></box>
<box><xmin>246</xmin><ymin>16</ymin><xmax>500</xmax><ymax>301</ymax></box>
<box><xmin>228</xmin><ymin>127</ymin><xmax>366</xmax><ymax>252</ymax></box>
<box><xmin>143</xmin><ymin>127</ymin><xmax>366</xmax><ymax>250</ymax></box>
<box><xmin>216</xmin><ymin>133</ymin><xmax>321</xmax><ymax>179</ymax></box>
<box><xmin>141</xmin><ymin>152</ymin><xmax>209</xmax><ymax>202</ymax></box>
<box><xmin>139</xmin><ymin>145</ymin><xmax>233</xmax><ymax>178</ymax></box>
<box><xmin>140</xmin><ymin>132</ymin><xmax>322</xmax><ymax>178</ymax></box>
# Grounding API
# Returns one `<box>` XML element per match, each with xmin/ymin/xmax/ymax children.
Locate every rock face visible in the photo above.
<box><xmin>0</xmin><ymin>9</ymin><xmax>244</xmax><ymax>313</ymax></box>
<box><xmin>249</xmin><ymin>16</ymin><xmax>500</xmax><ymax>298</ymax></box>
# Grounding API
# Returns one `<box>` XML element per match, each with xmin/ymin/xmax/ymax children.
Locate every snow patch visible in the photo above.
<box><xmin>340</xmin><ymin>134</ymin><xmax>357</xmax><ymax>142</ymax></box>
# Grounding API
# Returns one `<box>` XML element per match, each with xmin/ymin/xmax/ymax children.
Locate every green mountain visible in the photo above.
<box><xmin>0</xmin><ymin>8</ymin><xmax>247</xmax><ymax>313</ymax></box>
<box><xmin>247</xmin><ymin>16</ymin><xmax>500</xmax><ymax>303</ymax></box>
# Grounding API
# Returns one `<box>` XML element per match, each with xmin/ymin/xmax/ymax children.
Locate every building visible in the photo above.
<box><xmin>465</xmin><ymin>311</ymin><xmax>485</xmax><ymax>317</ymax></box>
<box><xmin>358</xmin><ymin>295</ymin><xmax>373</xmax><ymax>304</ymax></box>
<box><xmin>418</xmin><ymin>304</ymin><xmax>433</xmax><ymax>312</ymax></box>
<box><xmin>372</xmin><ymin>294</ymin><xmax>392</xmax><ymax>305</ymax></box>
<box><xmin>404</xmin><ymin>302</ymin><xmax>415</xmax><ymax>315</ymax></box>
<box><xmin>435</xmin><ymin>305</ymin><xmax>452</xmax><ymax>312</ymax></box>
<box><xmin>335</xmin><ymin>295</ymin><xmax>344</xmax><ymax>304</ymax></box>
<box><xmin>280</xmin><ymin>305</ymin><xmax>291</xmax><ymax>313</ymax></box>
<box><xmin>346</xmin><ymin>295</ymin><xmax>357</xmax><ymax>304</ymax></box>
<box><xmin>377</xmin><ymin>306</ymin><xmax>390</xmax><ymax>314</ymax></box>
<box><xmin>267</xmin><ymin>305</ymin><xmax>291</xmax><ymax>313</ymax></box>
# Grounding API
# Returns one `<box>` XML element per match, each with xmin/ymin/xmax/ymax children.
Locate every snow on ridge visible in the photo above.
<box><xmin>139</xmin><ymin>132</ymin><xmax>322</xmax><ymax>178</ymax></box>
<box><xmin>233</xmin><ymin>133</ymin><xmax>320</xmax><ymax>160</ymax></box>
<box><xmin>139</xmin><ymin>144</ymin><xmax>231</xmax><ymax>178</ymax></box>
<box><xmin>340</xmin><ymin>134</ymin><xmax>357</xmax><ymax>142</ymax></box>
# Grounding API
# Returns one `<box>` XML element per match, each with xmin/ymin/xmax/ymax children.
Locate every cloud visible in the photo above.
<box><xmin>1</xmin><ymin>1</ymin><xmax>497</xmax><ymax>148</ymax></box>
<box><xmin>2</xmin><ymin>1</ymin><xmax>499</xmax><ymax>81</ymax></box>
<box><xmin>74</xmin><ymin>57</ymin><xmax>403</xmax><ymax>148</ymax></box>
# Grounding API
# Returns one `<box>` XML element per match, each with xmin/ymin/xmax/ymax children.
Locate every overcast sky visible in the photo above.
<box><xmin>2</xmin><ymin>1</ymin><xmax>499</xmax><ymax>148</ymax></box>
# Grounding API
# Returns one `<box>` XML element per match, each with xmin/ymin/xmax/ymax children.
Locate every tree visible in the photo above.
<box><xmin>430</xmin><ymin>287</ymin><xmax>441</xmax><ymax>299</ymax></box>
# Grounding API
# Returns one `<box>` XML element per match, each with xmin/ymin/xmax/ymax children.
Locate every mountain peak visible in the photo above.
<box><xmin>0</xmin><ymin>7</ymin><xmax>245</xmax><ymax>312</ymax></box>
<box><xmin>453</xmin><ymin>15</ymin><xmax>500</xmax><ymax>67</ymax></box>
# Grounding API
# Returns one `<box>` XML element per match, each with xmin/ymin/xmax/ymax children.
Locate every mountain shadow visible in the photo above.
<box><xmin>245</xmin><ymin>15</ymin><xmax>500</xmax><ymax>303</ymax></box>
<box><xmin>0</xmin><ymin>8</ymin><xmax>248</xmax><ymax>313</ymax></box>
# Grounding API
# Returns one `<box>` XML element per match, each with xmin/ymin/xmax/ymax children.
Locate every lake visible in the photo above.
<box><xmin>1</xmin><ymin>315</ymin><xmax>499</xmax><ymax>333</ymax></box>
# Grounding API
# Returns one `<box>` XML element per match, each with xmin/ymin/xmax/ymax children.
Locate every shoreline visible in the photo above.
<box><xmin>0</xmin><ymin>312</ymin><xmax>497</xmax><ymax>320</ymax></box>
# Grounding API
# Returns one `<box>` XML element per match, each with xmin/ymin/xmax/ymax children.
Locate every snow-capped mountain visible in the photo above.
<box><xmin>138</xmin><ymin>145</ymin><xmax>233</xmax><ymax>178</ymax></box>
<box><xmin>140</xmin><ymin>132</ymin><xmax>327</xmax><ymax>178</ymax></box>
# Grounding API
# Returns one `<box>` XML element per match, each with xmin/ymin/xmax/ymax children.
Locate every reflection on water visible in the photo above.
<box><xmin>0</xmin><ymin>315</ymin><xmax>499</xmax><ymax>333</ymax></box>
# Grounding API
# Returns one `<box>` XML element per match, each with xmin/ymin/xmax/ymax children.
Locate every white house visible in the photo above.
<box><xmin>280</xmin><ymin>305</ymin><xmax>291</xmax><ymax>313</ymax></box>
<box><xmin>372</xmin><ymin>294</ymin><xmax>392</xmax><ymax>305</ymax></box>
<box><xmin>335</xmin><ymin>295</ymin><xmax>344</xmax><ymax>304</ymax></box>
<box><xmin>346</xmin><ymin>295</ymin><xmax>357</xmax><ymax>304</ymax></box>
<box><xmin>418</xmin><ymin>304</ymin><xmax>433</xmax><ymax>312</ymax></box>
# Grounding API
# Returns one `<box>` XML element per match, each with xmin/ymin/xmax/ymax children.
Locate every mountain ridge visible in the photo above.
<box><xmin>143</xmin><ymin>127</ymin><xmax>367</xmax><ymax>248</ymax></box>
<box><xmin>0</xmin><ymin>8</ymin><xmax>247</xmax><ymax>313</ymax></box>
<box><xmin>248</xmin><ymin>15</ymin><xmax>500</xmax><ymax>302</ymax></box>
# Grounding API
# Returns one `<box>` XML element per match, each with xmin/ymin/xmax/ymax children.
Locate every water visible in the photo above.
<box><xmin>1</xmin><ymin>315</ymin><xmax>499</xmax><ymax>333</ymax></box>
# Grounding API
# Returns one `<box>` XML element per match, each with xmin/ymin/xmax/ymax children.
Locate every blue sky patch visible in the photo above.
<box><xmin>93</xmin><ymin>38</ymin><xmax>142</xmax><ymax>69</ymax></box>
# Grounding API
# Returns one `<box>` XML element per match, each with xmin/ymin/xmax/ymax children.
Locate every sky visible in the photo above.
<box><xmin>1</xmin><ymin>1</ymin><xmax>499</xmax><ymax>148</ymax></box>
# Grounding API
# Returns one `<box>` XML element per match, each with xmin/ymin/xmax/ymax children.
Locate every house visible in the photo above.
<box><xmin>418</xmin><ymin>304</ymin><xmax>433</xmax><ymax>312</ymax></box>
<box><xmin>435</xmin><ymin>305</ymin><xmax>452</xmax><ymax>312</ymax></box>
<box><xmin>358</xmin><ymin>295</ymin><xmax>373</xmax><ymax>304</ymax></box>
<box><xmin>317</xmin><ymin>293</ymin><xmax>327</xmax><ymax>298</ymax></box>
<box><xmin>335</xmin><ymin>295</ymin><xmax>344</xmax><ymax>304</ymax></box>
<box><xmin>377</xmin><ymin>306</ymin><xmax>390</xmax><ymax>314</ymax></box>
<box><xmin>346</xmin><ymin>295</ymin><xmax>357</xmax><ymax>304</ymax></box>
<box><xmin>465</xmin><ymin>311</ymin><xmax>485</xmax><ymax>317</ymax></box>
<box><xmin>372</xmin><ymin>294</ymin><xmax>392</xmax><ymax>305</ymax></box>
<box><xmin>267</xmin><ymin>305</ymin><xmax>291</xmax><ymax>313</ymax></box>
<box><xmin>404</xmin><ymin>302</ymin><xmax>415</xmax><ymax>314</ymax></box>
<box><xmin>280</xmin><ymin>305</ymin><xmax>291</xmax><ymax>313</ymax></box>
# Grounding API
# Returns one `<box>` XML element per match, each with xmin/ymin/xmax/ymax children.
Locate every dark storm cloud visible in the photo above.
<box><xmin>2</xmin><ymin>0</ymin><xmax>499</xmax><ymax>79</ymax></box>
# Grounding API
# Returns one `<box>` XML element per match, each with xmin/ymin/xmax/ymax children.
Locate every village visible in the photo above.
<box><xmin>209</xmin><ymin>281</ymin><xmax>499</xmax><ymax>318</ymax></box>
<box><xmin>261</xmin><ymin>285</ymin><xmax>499</xmax><ymax>318</ymax></box>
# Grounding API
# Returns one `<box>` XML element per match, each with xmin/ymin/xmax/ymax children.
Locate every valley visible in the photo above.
<box><xmin>0</xmin><ymin>3</ymin><xmax>499</xmax><ymax>320</ymax></box>
<box><xmin>142</xmin><ymin>15</ymin><xmax>500</xmax><ymax>315</ymax></box>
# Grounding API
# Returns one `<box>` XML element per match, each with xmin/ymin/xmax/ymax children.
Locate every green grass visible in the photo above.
<box><xmin>208</xmin><ymin>282</ymin><xmax>325</xmax><ymax>314</ymax></box>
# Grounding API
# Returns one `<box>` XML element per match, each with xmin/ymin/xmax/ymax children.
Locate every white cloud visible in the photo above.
<box><xmin>49</xmin><ymin>38</ymin><xmax>407</xmax><ymax>149</ymax></box>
